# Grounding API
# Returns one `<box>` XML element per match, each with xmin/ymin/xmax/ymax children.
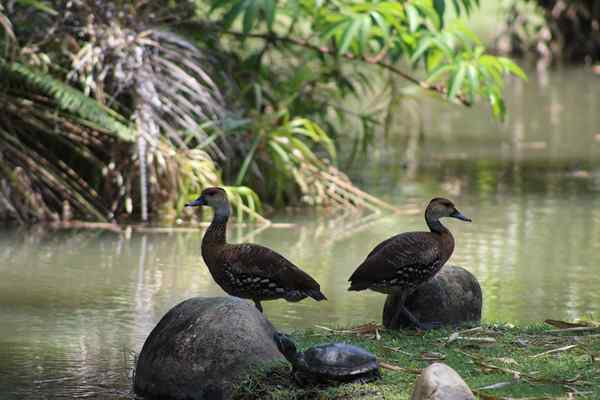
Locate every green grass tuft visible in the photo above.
<box><xmin>233</xmin><ymin>323</ymin><xmax>600</xmax><ymax>400</ymax></box>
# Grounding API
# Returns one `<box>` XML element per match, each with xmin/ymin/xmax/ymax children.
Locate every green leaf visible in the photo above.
<box><xmin>489</xmin><ymin>90</ymin><xmax>506</xmax><ymax>120</ymax></box>
<box><xmin>14</xmin><ymin>0</ymin><xmax>57</xmax><ymax>15</ymax></box>
<box><xmin>466</xmin><ymin>64</ymin><xmax>479</xmax><ymax>103</ymax></box>
<box><xmin>411</xmin><ymin>36</ymin><xmax>433</xmax><ymax>64</ymax></box>
<box><xmin>426</xmin><ymin>63</ymin><xmax>453</xmax><ymax>83</ymax></box>
<box><xmin>358</xmin><ymin>16</ymin><xmax>372</xmax><ymax>53</ymax></box>
<box><xmin>264</xmin><ymin>0</ymin><xmax>276</xmax><ymax>30</ymax></box>
<box><xmin>235</xmin><ymin>132</ymin><xmax>262</xmax><ymax>185</ymax></box>
<box><xmin>433</xmin><ymin>0</ymin><xmax>446</xmax><ymax>28</ymax></box>
<box><xmin>448</xmin><ymin>63</ymin><xmax>466</xmax><ymax>100</ymax></box>
<box><xmin>243</xmin><ymin>0</ymin><xmax>257</xmax><ymax>34</ymax></box>
<box><xmin>338</xmin><ymin>18</ymin><xmax>362</xmax><ymax>54</ymax></box>
<box><xmin>405</xmin><ymin>4</ymin><xmax>419</xmax><ymax>33</ymax></box>
<box><xmin>4</xmin><ymin>62</ymin><xmax>134</xmax><ymax>141</ymax></box>
<box><xmin>222</xmin><ymin>0</ymin><xmax>247</xmax><ymax>28</ymax></box>
<box><xmin>498</xmin><ymin>57</ymin><xmax>528</xmax><ymax>80</ymax></box>
<box><xmin>426</xmin><ymin>49</ymin><xmax>444</xmax><ymax>72</ymax></box>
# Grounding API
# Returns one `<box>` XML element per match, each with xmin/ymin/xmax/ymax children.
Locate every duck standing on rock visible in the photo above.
<box><xmin>348</xmin><ymin>198</ymin><xmax>471</xmax><ymax>330</ymax></box>
<box><xmin>185</xmin><ymin>187</ymin><xmax>326</xmax><ymax>313</ymax></box>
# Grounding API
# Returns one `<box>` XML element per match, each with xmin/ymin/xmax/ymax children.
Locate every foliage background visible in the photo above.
<box><xmin>0</xmin><ymin>0</ymin><xmax>525</xmax><ymax>224</ymax></box>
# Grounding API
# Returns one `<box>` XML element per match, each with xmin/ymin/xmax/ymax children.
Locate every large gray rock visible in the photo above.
<box><xmin>411</xmin><ymin>363</ymin><xmax>475</xmax><ymax>400</ymax></box>
<box><xmin>383</xmin><ymin>266</ymin><xmax>482</xmax><ymax>329</ymax></box>
<box><xmin>134</xmin><ymin>297</ymin><xmax>284</xmax><ymax>400</ymax></box>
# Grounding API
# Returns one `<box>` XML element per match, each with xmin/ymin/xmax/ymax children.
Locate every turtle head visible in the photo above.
<box><xmin>273</xmin><ymin>332</ymin><xmax>298</xmax><ymax>362</ymax></box>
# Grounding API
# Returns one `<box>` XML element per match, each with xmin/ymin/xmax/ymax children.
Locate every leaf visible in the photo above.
<box><xmin>242</xmin><ymin>0</ymin><xmax>257</xmax><ymax>34</ymax></box>
<box><xmin>222</xmin><ymin>0</ymin><xmax>247</xmax><ymax>29</ymax></box>
<box><xmin>426</xmin><ymin>63</ymin><xmax>453</xmax><ymax>83</ymax></box>
<box><xmin>448</xmin><ymin>63</ymin><xmax>466</xmax><ymax>100</ymax></box>
<box><xmin>235</xmin><ymin>133</ymin><xmax>262</xmax><ymax>185</ymax></box>
<box><xmin>433</xmin><ymin>0</ymin><xmax>446</xmax><ymax>28</ymax></box>
<box><xmin>426</xmin><ymin>49</ymin><xmax>444</xmax><ymax>72</ymax></box>
<box><xmin>264</xmin><ymin>0</ymin><xmax>276</xmax><ymax>29</ymax></box>
<box><xmin>338</xmin><ymin>18</ymin><xmax>362</xmax><ymax>54</ymax></box>
<box><xmin>4</xmin><ymin>62</ymin><xmax>134</xmax><ymax>141</ymax></box>
<box><xmin>498</xmin><ymin>57</ymin><xmax>528</xmax><ymax>80</ymax></box>
<box><xmin>411</xmin><ymin>36</ymin><xmax>433</xmax><ymax>64</ymax></box>
<box><xmin>466</xmin><ymin>64</ymin><xmax>479</xmax><ymax>103</ymax></box>
<box><xmin>405</xmin><ymin>4</ymin><xmax>419</xmax><ymax>33</ymax></box>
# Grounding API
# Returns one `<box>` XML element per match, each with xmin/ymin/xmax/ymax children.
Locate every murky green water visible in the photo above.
<box><xmin>1</xmin><ymin>67</ymin><xmax>600</xmax><ymax>398</ymax></box>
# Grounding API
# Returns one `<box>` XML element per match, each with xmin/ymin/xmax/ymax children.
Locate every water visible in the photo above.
<box><xmin>1</xmin><ymin>67</ymin><xmax>600</xmax><ymax>398</ymax></box>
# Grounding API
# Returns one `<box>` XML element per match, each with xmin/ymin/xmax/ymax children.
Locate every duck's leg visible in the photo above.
<box><xmin>253</xmin><ymin>299</ymin><xmax>263</xmax><ymax>313</ymax></box>
<box><xmin>393</xmin><ymin>293</ymin><xmax>440</xmax><ymax>331</ymax></box>
<box><xmin>390</xmin><ymin>291</ymin><xmax>425</xmax><ymax>330</ymax></box>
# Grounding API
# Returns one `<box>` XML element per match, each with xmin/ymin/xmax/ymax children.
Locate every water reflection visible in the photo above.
<box><xmin>1</xmin><ymin>67</ymin><xmax>600</xmax><ymax>398</ymax></box>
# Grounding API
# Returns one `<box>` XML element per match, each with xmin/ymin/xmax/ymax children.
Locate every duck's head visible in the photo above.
<box><xmin>185</xmin><ymin>187</ymin><xmax>228</xmax><ymax>210</ymax></box>
<box><xmin>426</xmin><ymin>197</ymin><xmax>471</xmax><ymax>222</ymax></box>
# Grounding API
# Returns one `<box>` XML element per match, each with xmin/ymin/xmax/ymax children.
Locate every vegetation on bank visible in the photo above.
<box><xmin>497</xmin><ymin>1</ymin><xmax>600</xmax><ymax>65</ymax></box>
<box><xmin>234</xmin><ymin>322</ymin><xmax>600</xmax><ymax>399</ymax></box>
<box><xmin>0</xmin><ymin>0</ymin><xmax>525</xmax><ymax>224</ymax></box>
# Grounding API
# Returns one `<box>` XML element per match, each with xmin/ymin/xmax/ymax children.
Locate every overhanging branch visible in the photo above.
<box><xmin>216</xmin><ymin>29</ymin><xmax>471</xmax><ymax>107</ymax></box>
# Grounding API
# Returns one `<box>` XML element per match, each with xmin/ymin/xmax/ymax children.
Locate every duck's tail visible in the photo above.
<box><xmin>307</xmin><ymin>288</ymin><xmax>327</xmax><ymax>301</ymax></box>
<box><xmin>347</xmin><ymin>281</ymin><xmax>370</xmax><ymax>291</ymax></box>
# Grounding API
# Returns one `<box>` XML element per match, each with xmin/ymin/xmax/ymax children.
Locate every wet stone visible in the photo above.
<box><xmin>411</xmin><ymin>363</ymin><xmax>475</xmax><ymax>400</ymax></box>
<box><xmin>383</xmin><ymin>265</ymin><xmax>482</xmax><ymax>329</ymax></box>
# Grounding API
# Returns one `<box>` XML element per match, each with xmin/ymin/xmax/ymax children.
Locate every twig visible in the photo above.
<box><xmin>197</xmin><ymin>26</ymin><xmax>472</xmax><ymax>106</ymax></box>
<box><xmin>547</xmin><ymin>327</ymin><xmax>600</xmax><ymax>334</ymax></box>
<box><xmin>379</xmin><ymin>361</ymin><xmax>422</xmax><ymax>374</ymax></box>
<box><xmin>530</xmin><ymin>344</ymin><xmax>578</xmax><ymax>359</ymax></box>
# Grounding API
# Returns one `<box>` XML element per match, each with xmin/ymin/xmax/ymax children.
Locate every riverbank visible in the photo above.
<box><xmin>233</xmin><ymin>321</ymin><xmax>600</xmax><ymax>399</ymax></box>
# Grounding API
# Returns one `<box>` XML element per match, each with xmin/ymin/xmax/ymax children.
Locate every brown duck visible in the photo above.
<box><xmin>186</xmin><ymin>187</ymin><xmax>326</xmax><ymax>312</ymax></box>
<box><xmin>348</xmin><ymin>198</ymin><xmax>471</xmax><ymax>330</ymax></box>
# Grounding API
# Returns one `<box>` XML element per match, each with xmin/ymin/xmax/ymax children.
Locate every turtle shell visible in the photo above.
<box><xmin>302</xmin><ymin>342</ymin><xmax>378</xmax><ymax>377</ymax></box>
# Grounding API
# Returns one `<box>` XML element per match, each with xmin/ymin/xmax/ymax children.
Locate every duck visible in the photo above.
<box><xmin>348</xmin><ymin>197</ymin><xmax>471</xmax><ymax>330</ymax></box>
<box><xmin>185</xmin><ymin>187</ymin><xmax>326</xmax><ymax>312</ymax></box>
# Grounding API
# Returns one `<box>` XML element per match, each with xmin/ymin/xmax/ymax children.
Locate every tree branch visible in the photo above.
<box><xmin>216</xmin><ymin>29</ymin><xmax>472</xmax><ymax>107</ymax></box>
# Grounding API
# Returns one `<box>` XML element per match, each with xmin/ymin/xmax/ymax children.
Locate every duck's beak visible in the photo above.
<box><xmin>450</xmin><ymin>209</ymin><xmax>472</xmax><ymax>222</ymax></box>
<box><xmin>185</xmin><ymin>196</ymin><xmax>206</xmax><ymax>207</ymax></box>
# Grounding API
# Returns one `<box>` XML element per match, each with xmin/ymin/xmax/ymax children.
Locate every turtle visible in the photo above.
<box><xmin>273</xmin><ymin>332</ymin><xmax>381</xmax><ymax>385</ymax></box>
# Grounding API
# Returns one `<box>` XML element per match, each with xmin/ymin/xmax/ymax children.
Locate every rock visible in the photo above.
<box><xmin>383</xmin><ymin>265</ymin><xmax>482</xmax><ymax>329</ymax></box>
<box><xmin>134</xmin><ymin>296</ymin><xmax>284</xmax><ymax>400</ymax></box>
<box><xmin>411</xmin><ymin>363</ymin><xmax>475</xmax><ymax>400</ymax></box>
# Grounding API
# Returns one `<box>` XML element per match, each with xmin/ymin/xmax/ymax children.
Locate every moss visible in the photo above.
<box><xmin>233</xmin><ymin>323</ymin><xmax>600</xmax><ymax>400</ymax></box>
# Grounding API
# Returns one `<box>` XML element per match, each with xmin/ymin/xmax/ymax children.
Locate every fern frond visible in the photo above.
<box><xmin>0</xmin><ymin>61</ymin><xmax>135</xmax><ymax>142</ymax></box>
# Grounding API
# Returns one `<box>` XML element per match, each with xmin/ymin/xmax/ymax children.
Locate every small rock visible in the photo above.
<box><xmin>411</xmin><ymin>363</ymin><xmax>475</xmax><ymax>400</ymax></box>
<box><xmin>134</xmin><ymin>297</ymin><xmax>284</xmax><ymax>400</ymax></box>
<box><xmin>383</xmin><ymin>265</ymin><xmax>482</xmax><ymax>329</ymax></box>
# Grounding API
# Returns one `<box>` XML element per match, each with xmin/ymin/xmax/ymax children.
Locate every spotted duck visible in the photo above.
<box><xmin>348</xmin><ymin>197</ymin><xmax>471</xmax><ymax>330</ymax></box>
<box><xmin>186</xmin><ymin>187</ymin><xmax>326</xmax><ymax>312</ymax></box>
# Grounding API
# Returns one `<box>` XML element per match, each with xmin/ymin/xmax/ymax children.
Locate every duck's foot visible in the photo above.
<box><xmin>253</xmin><ymin>299</ymin><xmax>263</xmax><ymax>313</ymax></box>
<box><xmin>390</xmin><ymin>304</ymin><xmax>442</xmax><ymax>331</ymax></box>
<box><xmin>415</xmin><ymin>321</ymin><xmax>443</xmax><ymax>331</ymax></box>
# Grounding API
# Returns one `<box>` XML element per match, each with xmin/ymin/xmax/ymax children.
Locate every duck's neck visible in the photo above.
<box><xmin>201</xmin><ymin>205</ymin><xmax>229</xmax><ymax>262</ymax></box>
<box><xmin>425</xmin><ymin>215</ymin><xmax>449</xmax><ymax>235</ymax></box>
<box><xmin>425</xmin><ymin>213</ymin><xmax>455</xmax><ymax>262</ymax></box>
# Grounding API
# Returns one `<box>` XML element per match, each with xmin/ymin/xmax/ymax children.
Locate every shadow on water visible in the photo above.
<box><xmin>1</xmin><ymin>67</ymin><xmax>599</xmax><ymax>398</ymax></box>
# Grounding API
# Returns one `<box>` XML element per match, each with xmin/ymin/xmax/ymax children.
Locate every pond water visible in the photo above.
<box><xmin>1</xmin><ymin>67</ymin><xmax>599</xmax><ymax>398</ymax></box>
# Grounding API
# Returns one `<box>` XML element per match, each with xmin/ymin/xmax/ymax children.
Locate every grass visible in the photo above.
<box><xmin>233</xmin><ymin>322</ymin><xmax>600</xmax><ymax>400</ymax></box>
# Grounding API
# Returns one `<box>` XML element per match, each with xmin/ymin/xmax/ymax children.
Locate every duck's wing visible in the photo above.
<box><xmin>348</xmin><ymin>232</ymin><xmax>439</xmax><ymax>288</ymax></box>
<box><xmin>218</xmin><ymin>243</ymin><xmax>326</xmax><ymax>300</ymax></box>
